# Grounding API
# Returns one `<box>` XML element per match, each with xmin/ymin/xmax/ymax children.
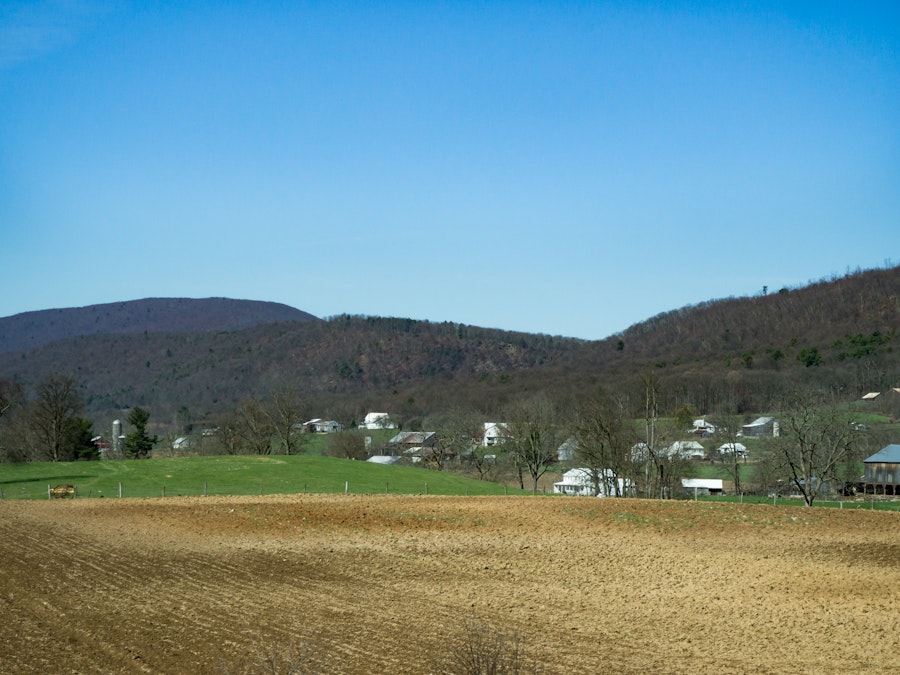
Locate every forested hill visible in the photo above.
<box><xmin>568</xmin><ymin>266</ymin><xmax>900</xmax><ymax>414</ymax></box>
<box><xmin>612</xmin><ymin>267</ymin><xmax>899</xmax><ymax>364</ymax></box>
<box><xmin>0</xmin><ymin>298</ymin><xmax>319</xmax><ymax>354</ymax></box>
<box><xmin>0</xmin><ymin>267</ymin><xmax>898</xmax><ymax>425</ymax></box>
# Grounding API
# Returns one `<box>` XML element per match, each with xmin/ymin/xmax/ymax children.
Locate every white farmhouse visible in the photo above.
<box><xmin>359</xmin><ymin>412</ymin><xmax>396</xmax><ymax>430</ymax></box>
<box><xmin>483</xmin><ymin>422</ymin><xmax>509</xmax><ymax>447</ymax></box>
<box><xmin>691</xmin><ymin>418</ymin><xmax>716</xmax><ymax>435</ymax></box>
<box><xmin>666</xmin><ymin>440</ymin><xmax>706</xmax><ymax>460</ymax></box>
<box><xmin>553</xmin><ymin>468</ymin><xmax>633</xmax><ymax>497</ymax></box>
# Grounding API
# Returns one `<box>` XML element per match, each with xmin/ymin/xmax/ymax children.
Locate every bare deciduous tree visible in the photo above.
<box><xmin>237</xmin><ymin>399</ymin><xmax>275</xmax><ymax>455</ymax></box>
<box><xmin>637</xmin><ymin>373</ymin><xmax>687</xmax><ymax>499</ymax></box>
<box><xmin>0</xmin><ymin>377</ymin><xmax>20</xmax><ymax>419</ymax></box>
<box><xmin>763</xmin><ymin>393</ymin><xmax>858</xmax><ymax>506</ymax></box>
<box><xmin>268</xmin><ymin>386</ymin><xmax>308</xmax><ymax>456</ymax></box>
<box><xmin>505</xmin><ymin>395</ymin><xmax>568</xmax><ymax>493</ymax></box>
<box><xmin>709</xmin><ymin>413</ymin><xmax>746</xmax><ymax>495</ymax></box>
<box><xmin>26</xmin><ymin>374</ymin><xmax>84</xmax><ymax>462</ymax></box>
<box><xmin>435</xmin><ymin>408</ymin><xmax>501</xmax><ymax>481</ymax></box>
<box><xmin>325</xmin><ymin>430</ymin><xmax>368</xmax><ymax>460</ymax></box>
<box><xmin>574</xmin><ymin>388</ymin><xmax>636</xmax><ymax>497</ymax></box>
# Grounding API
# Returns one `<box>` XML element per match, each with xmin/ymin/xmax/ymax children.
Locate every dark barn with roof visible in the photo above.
<box><xmin>863</xmin><ymin>444</ymin><xmax>900</xmax><ymax>496</ymax></box>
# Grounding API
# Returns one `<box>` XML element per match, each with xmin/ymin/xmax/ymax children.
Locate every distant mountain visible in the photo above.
<box><xmin>0</xmin><ymin>298</ymin><xmax>319</xmax><ymax>354</ymax></box>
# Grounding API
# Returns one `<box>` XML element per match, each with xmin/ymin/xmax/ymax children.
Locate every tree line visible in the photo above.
<box><xmin>0</xmin><ymin>374</ymin><xmax>157</xmax><ymax>462</ymax></box>
<box><xmin>3</xmin><ymin>369</ymin><xmax>884</xmax><ymax>507</ymax></box>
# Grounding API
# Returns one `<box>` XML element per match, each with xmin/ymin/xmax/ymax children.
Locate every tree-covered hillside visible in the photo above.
<box><xmin>0</xmin><ymin>266</ymin><xmax>898</xmax><ymax>427</ymax></box>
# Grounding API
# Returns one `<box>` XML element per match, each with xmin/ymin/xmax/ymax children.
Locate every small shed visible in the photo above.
<box><xmin>863</xmin><ymin>444</ymin><xmax>900</xmax><ymax>496</ymax></box>
<box><xmin>742</xmin><ymin>417</ymin><xmax>779</xmax><ymax>438</ymax></box>
<box><xmin>366</xmin><ymin>455</ymin><xmax>400</xmax><ymax>465</ymax></box>
<box><xmin>681</xmin><ymin>478</ymin><xmax>724</xmax><ymax>496</ymax></box>
<box><xmin>387</xmin><ymin>431</ymin><xmax>437</xmax><ymax>450</ymax></box>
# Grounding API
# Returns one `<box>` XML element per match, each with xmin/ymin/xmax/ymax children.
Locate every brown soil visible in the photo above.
<box><xmin>1</xmin><ymin>495</ymin><xmax>897</xmax><ymax>674</ymax></box>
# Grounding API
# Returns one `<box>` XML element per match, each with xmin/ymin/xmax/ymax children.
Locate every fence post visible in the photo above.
<box><xmin>424</xmin><ymin>482</ymin><xmax>428</xmax><ymax>495</ymax></box>
<box><xmin>48</xmin><ymin>484</ymin><xmax>51</xmax><ymax>500</ymax></box>
<box><xmin>162</xmin><ymin>485</ymin><xmax>166</xmax><ymax>498</ymax></box>
<box><xmin>204</xmin><ymin>481</ymin><xmax>207</xmax><ymax>497</ymax></box>
<box><xmin>344</xmin><ymin>480</ymin><xmax>349</xmax><ymax>494</ymax></box>
<box><xmin>118</xmin><ymin>482</ymin><xmax>122</xmax><ymax>499</ymax></box>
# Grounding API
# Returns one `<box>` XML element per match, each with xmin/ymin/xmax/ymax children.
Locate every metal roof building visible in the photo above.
<box><xmin>863</xmin><ymin>444</ymin><xmax>900</xmax><ymax>495</ymax></box>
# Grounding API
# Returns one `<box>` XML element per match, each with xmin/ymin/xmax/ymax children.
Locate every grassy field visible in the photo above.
<box><xmin>693</xmin><ymin>493</ymin><xmax>900</xmax><ymax>511</ymax></box>
<box><xmin>0</xmin><ymin>455</ymin><xmax>528</xmax><ymax>500</ymax></box>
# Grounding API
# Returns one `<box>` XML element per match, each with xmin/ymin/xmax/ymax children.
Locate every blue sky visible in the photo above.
<box><xmin>1</xmin><ymin>1</ymin><xmax>898</xmax><ymax>339</ymax></box>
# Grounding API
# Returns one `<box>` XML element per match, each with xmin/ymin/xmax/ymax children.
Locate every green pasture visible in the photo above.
<box><xmin>693</xmin><ymin>493</ymin><xmax>900</xmax><ymax>511</ymax></box>
<box><xmin>0</xmin><ymin>455</ymin><xmax>527</xmax><ymax>500</ymax></box>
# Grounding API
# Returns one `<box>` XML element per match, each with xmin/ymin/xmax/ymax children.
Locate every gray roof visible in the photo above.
<box><xmin>864</xmin><ymin>444</ymin><xmax>900</xmax><ymax>464</ymax></box>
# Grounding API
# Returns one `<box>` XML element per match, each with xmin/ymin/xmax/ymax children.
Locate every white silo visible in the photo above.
<box><xmin>112</xmin><ymin>419</ymin><xmax>123</xmax><ymax>455</ymax></box>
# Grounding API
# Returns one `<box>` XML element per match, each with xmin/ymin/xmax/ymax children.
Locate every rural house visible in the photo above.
<box><xmin>556</xmin><ymin>437</ymin><xmax>577</xmax><ymax>462</ymax></box>
<box><xmin>691</xmin><ymin>419</ymin><xmax>716</xmax><ymax>436</ymax></box>
<box><xmin>666</xmin><ymin>440</ymin><xmax>706</xmax><ymax>460</ymax></box>
<box><xmin>718</xmin><ymin>442</ymin><xmax>748</xmax><ymax>459</ymax></box>
<box><xmin>303</xmin><ymin>418</ymin><xmax>342</xmax><ymax>433</ymax></box>
<box><xmin>863</xmin><ymin>444</ymin><xmax>900</xmax><ymax>496</ymax></box>
<box><xmin>553</xmin><ymin>468</ymin><xmax>634</xmax><ymax>497</ymax></box>
<box><xmin>359</xmin><ymin>412</ymin><xmax>396</xmax><ymax>430</ymax></box>
<box><xmin>482</xmin><ymin>422</ymin><xmax>510</xmax><ymax>447</ymax></box>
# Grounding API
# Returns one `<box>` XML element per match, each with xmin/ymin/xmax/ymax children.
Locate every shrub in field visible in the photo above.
<box><xmin>441</xmin><ymin>615</ymin><xmax>541</xmax><ymax>675</ymax></box>
<box><xmin>325</xmin><ymin>430</ymin><xmax>369</xmax><ymax>460</ymax></box>
<box><xmin>217</xmin><ymin>632</ymin><xmax>333</xmax><ymax>675</ymax></box>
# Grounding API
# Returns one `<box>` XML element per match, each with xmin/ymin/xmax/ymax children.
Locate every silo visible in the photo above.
<box><xmin>112</xmin><ymin>419</ymin><xmax>123</xmax><ymax>455</ymax></box>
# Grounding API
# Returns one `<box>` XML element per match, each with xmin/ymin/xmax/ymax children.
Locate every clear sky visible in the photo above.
<box><xmin>1</xmin><ymin>1</ymin><xmax>898</xmax><ymax>340</ymax></box>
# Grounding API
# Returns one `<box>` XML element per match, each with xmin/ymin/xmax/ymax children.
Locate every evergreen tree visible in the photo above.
<box><xmin>62</xmin><ymin>417</ymin><xmax>98</xmax><ymax>461</ymax></box>
<box><xmin>124</xmin><ymin>407</ymin><xmax>157</xmax><ymax>458</ymax></box>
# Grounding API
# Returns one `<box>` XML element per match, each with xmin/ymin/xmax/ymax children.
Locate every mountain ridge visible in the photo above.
<box><xmin>0</xmin><ymin>297</ymin><xmax>319</xmax><ymax>354</ymax></box>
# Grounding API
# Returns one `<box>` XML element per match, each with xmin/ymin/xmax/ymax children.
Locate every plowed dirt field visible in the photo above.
<box><xmin>1</xmin><ymin>495</ymin><xmax>897</xmax><ymax>674</ymax></box>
